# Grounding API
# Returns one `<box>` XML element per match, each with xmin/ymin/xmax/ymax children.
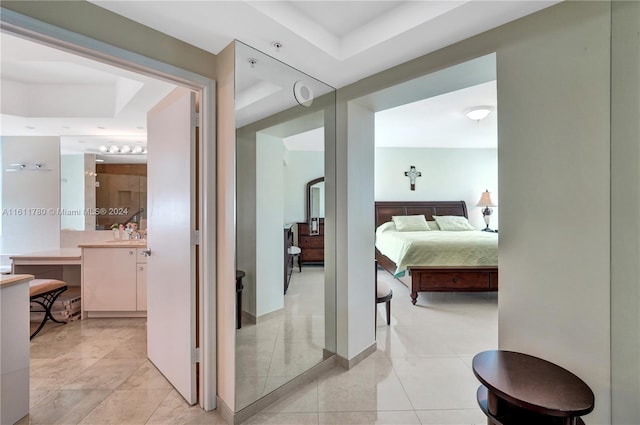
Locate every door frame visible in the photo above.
<box><xmin>0</xmin><ymin>9</ymin><xmax>218</xmax><ymax>410</ymax></box>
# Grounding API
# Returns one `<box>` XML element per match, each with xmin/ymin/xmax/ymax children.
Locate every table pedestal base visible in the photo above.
<box><xmin>477</xmin><ymin>386</ymin><xmax>585</xmax><ymax>425</ymax></box>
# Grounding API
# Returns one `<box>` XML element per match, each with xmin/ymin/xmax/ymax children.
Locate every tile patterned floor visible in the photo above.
<box><xmin>19</xmin><ymin>269</ymin><xmax>496</xmax><ymax>424</ymax></box>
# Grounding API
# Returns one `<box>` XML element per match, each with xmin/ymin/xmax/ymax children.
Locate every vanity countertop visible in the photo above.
<box><xmin>10</xmin><ymin>249</ymin><xmax>82</xmax><ymax>262</ymax></box>
<box><xmin>0</xmin><ymin>274</ymin><xmax>34</xmax><ymax>289</ymax></box>
<box><xmin>79</xmin><ymin>241</ymin><xmax>147</xmax><ymax>248</ymax></box>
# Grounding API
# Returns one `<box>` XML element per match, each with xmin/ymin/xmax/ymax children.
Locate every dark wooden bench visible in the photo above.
<box><xmin>29</xmin><ymin>279</ymin><xmax>68</xmax><ymax>339</ymax></box>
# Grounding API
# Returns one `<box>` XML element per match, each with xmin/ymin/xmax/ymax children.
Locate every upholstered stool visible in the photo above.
<box><xmin>288</xmin><ymin>245</ymin><xmax>302</xmax><ymax>272</ymax></box>
<box><xmin>375</xmin><ymin>260</ymin><xmax>392</xmax><ymax>326</ymax></box>
<box><xmin>29</xmin><ymin>279</ymin><xmax>68</xmax><ymax>339</ymax></box>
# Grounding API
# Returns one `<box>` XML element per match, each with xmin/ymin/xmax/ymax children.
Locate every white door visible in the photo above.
<box><xmin>146</xmin><ymin>87</ymin><xmax>197</xmax><ymax>404</ymax></box>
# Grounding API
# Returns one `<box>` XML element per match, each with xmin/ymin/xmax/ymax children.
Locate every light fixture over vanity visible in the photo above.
<box><xmin>98</xmin><ymin>144</ymin><xmax>147</xmax><ymax>155</ymax></box>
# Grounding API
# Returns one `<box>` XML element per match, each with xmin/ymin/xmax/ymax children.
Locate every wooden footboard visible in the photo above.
<box><xmin>408</xmin><ymin>266</ymin><xmax>498</xmax><ymax>305</ymax></box>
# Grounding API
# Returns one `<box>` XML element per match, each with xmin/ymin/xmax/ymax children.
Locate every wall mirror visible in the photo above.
<box><xmin>60</xmin><ymin>148</ymin><xmax>147</xmax><ymax>231</ymax></box>
<box><xmin>306</xmin><ymin>177</ymin><xmax>324</xmax><ymax>236</ymax></box>
<box><xmin>234</xmin><ymin>40</ymin><xmax>336</xmax><ymax>411</ymax></box>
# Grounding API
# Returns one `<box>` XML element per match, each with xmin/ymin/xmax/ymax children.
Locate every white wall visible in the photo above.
<box><xmin>1</xmin><ymin>136</ymin><xmax>60</xmax><ymax>256</ymax></box>
<box><xmin>255</xmin><ymin>133</ymin><xmax>285</xmax><ymax>316</ymax></box>
<box><xmin>60</xmin><ymin>154</ymin><xmax>85</xmax><ymax>231</ymax></box>
<box><xmin>375</xmin><ymin>147</ymin><xmax>498</xmax><ymax>228</ymax></box>
<box><xmin>283</xmin><ymin>150</ymin><xmax>324</xmax><ymax>224</ymax></box>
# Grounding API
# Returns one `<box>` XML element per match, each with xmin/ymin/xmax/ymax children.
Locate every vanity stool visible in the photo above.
<box><xmin>29</xmin><ymin>279</ymin><xmax>68</xmax><ymax>339</ymax></box>
<box><xmin>288</xmin><ymin>245</ymin><xmax>301</xmax><ymax>272</ymax></box>
<box><xmin>375</xmin><ymin>260</ymin><xmax>392</xmax><ymax>326</ymax></box>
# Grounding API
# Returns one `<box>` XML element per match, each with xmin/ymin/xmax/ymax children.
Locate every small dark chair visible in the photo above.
<box><xmin>236</xmin><ymin>270</ymin><xmax>245</xmax><ymax>329</ymax></box>
<box><xmin>375</xmin><ymin>260</ymin><xmax>392</xmax><ymax>326</ymax></box>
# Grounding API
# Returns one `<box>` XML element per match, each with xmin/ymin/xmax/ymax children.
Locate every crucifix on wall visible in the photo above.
<box><xmin>404</xmin><ymin>165</ymin><xmax>422</xmax><ymax>191</ymax></box>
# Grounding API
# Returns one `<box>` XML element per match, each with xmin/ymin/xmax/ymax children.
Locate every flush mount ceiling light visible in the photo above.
<box><xmin>465</xmin><ymin>106</ymin><xmax>495</xmax><ymax>122</ymax></box>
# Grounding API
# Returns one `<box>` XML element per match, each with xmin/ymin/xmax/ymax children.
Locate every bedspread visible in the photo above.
<box><xmin>375</xmin><ymin>223</ymin><xmax>498</xmax><ymax>277</ymax></box>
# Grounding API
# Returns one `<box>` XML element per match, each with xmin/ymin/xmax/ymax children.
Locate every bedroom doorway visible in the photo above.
<box><xmin>370</xmin><ymin>53</ymin><xmax>499</xmax><ymax>347</ymax></box>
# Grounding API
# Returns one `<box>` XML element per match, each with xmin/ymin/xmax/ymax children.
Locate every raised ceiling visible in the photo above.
<box><xmin>1</xmin><ymin>1</ymin><xmax>559</xmax><ymax>153</ymax></box>
<box><xmin>90</xmin><ymin>0</ymin><xmax>559</xmax><ymax>88</ymax></box>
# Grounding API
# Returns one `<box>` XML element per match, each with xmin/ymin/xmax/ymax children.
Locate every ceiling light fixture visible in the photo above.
<box><xmin>247</xmin><ymin>58</ymin><xmax>257</xmax><ymax>68</ymax></box>
<box><xmin>272</xmin><ymin>41</ymin><xmax>283</xmax><ymax>52</ymax></box>
<box><xmin>465</xmin><ymin>106</ymin><xmax>494</xmax><ymax>122</ymax></box>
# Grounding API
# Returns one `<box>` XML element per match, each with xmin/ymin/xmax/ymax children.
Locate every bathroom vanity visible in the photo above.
<box><xmin>79</xmin><ymin>241</ymin><xmax>148</xmax><ymax>318</ymax></box>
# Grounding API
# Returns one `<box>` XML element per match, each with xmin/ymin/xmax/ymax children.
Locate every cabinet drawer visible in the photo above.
<box><xmin>300</xmin><ymin>235</ymin><xmax>323</xmax><ymax>248</ymax></box>
<box><xmin>301</xmin><ymin>248</ymin><xmax>323</xmax><ymax>262</ymax></box>
<box><xmin>414</xmin><ymin>271</ymin><xmax>492</xmax><ymax>291</ymax></box>
<box><xmin>297</xmin><ymin>222</ymin><xmax>324</xmax><ymax>236</ymax></box>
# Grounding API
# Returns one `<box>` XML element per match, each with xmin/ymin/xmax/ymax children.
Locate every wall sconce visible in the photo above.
<box><xmin>4</xmin><ymin>163</ymin><xmax>52</xmax><ymax>172</ymax></box>
<box><xmin>465</xmin><ymin>106</ymin><xmax>494</xmax><ymax>122</ymax></box>
<box><xmin>476</xmin><ymin>189</ymin><xmax>497</xmax><ymax>231</ymax></box>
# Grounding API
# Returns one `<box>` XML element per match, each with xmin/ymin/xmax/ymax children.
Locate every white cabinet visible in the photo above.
<box><xmin>136</xmin><ymin>248</ymin><xmax>147</xmax><ymax>311</ymax></box>
<box><xmin>82</xmin><ymin>246</ymin><xmax>147</xmax><ymax>316</ymax></box>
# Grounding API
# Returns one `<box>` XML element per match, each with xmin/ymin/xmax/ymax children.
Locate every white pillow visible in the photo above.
<box><xmin>376</xmin><ymin>221</ymin><xmax>397</xmax><ymax>233</ymax></box>
<box><xmin>391</xmin><ymin>215</ymin><xmax>430</xmax><ymax>232</ymax></box>
<box><xmin>433</xmin><ymin>215</ymin><xmax>476</xmax><ymax>231</ymax></box>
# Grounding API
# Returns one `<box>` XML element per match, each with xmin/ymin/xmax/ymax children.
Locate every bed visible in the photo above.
<box><xmin>375</xmin><ymin>201</ymin><xmax>498</xmax><ymax>304</ymax></box>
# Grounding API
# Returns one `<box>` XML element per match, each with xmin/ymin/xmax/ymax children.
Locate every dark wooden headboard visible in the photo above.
<box><xmin>375</xmin><ymin>201</ymin><xmax>468</xmax><ymax>228</ymax></box>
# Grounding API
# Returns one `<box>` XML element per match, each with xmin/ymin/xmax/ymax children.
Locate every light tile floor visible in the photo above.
<box><xmin>20</xmin><ymin>269</ymin><xmax>496</xmax><ymax>424</ymax></box>
<box><xmin>236</xmin><ymin>266</ymin><xmax>327</xmax><ymax>410</ymax></box>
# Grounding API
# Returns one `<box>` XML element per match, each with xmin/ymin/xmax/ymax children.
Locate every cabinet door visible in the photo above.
<box><xmin>83</xmin><ymin>248</ymin><xmax>136</xmax><ymax>311</ymax></box>
<box><xmin>136</xmin><ymin>264</ymin><xmax>147</xmax><ymax>311</ymax></box>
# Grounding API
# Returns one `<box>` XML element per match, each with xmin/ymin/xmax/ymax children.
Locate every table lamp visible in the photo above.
<box><xmin>476</xmin><ymin>190</ymin><xmax>497</xmax><ymax>231</ymax></box>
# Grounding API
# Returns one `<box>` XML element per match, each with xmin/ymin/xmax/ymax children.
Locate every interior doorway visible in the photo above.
<box><xmin>0</xmin><ymin>11</ymin><xmax>216</xmax><ymax>410</ymax></box>
<box><xmin>368</xmin><ymin>53</ymin><xmax>499</xmax><ymax>334</ymax></box>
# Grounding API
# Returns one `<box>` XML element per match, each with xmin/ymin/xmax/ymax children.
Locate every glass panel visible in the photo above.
<box><xmin>234</xmin><ymin>41</ymin><xmax>336</xmax><ymax>411</ymax></box>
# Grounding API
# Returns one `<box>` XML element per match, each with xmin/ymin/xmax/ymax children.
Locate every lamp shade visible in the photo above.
<box><xmin>476</xmin><ymin>190</ymin><xmax>497</xmax><ymax>207</ymax></box>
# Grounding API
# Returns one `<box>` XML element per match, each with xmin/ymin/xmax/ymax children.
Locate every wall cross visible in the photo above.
<box><xmin>404</xmin><ymin>165</ymin><xmax>422</xmax><ymax>191</ymax></box>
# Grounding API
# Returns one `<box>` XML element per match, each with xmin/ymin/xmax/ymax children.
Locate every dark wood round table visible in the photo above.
<box><xmin>472</xmin><ymin>350</ymin><xmax>594</xmax><ymax>425</ymax></box>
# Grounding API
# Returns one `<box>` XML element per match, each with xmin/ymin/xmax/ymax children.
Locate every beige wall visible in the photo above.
<box><xmin>215</xmin><ymin>42</ymin><xmax>237</xmax><ymax>416</ymax></box>
<box><xmin>497</xmin><ymin>3</ymin><xmax>611</xmax><ymax>423</ymax></box>
<box><xmin>611</xmin><ymin>1</ymin><xmax>640</xmax><ymax>422</ymax></box>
